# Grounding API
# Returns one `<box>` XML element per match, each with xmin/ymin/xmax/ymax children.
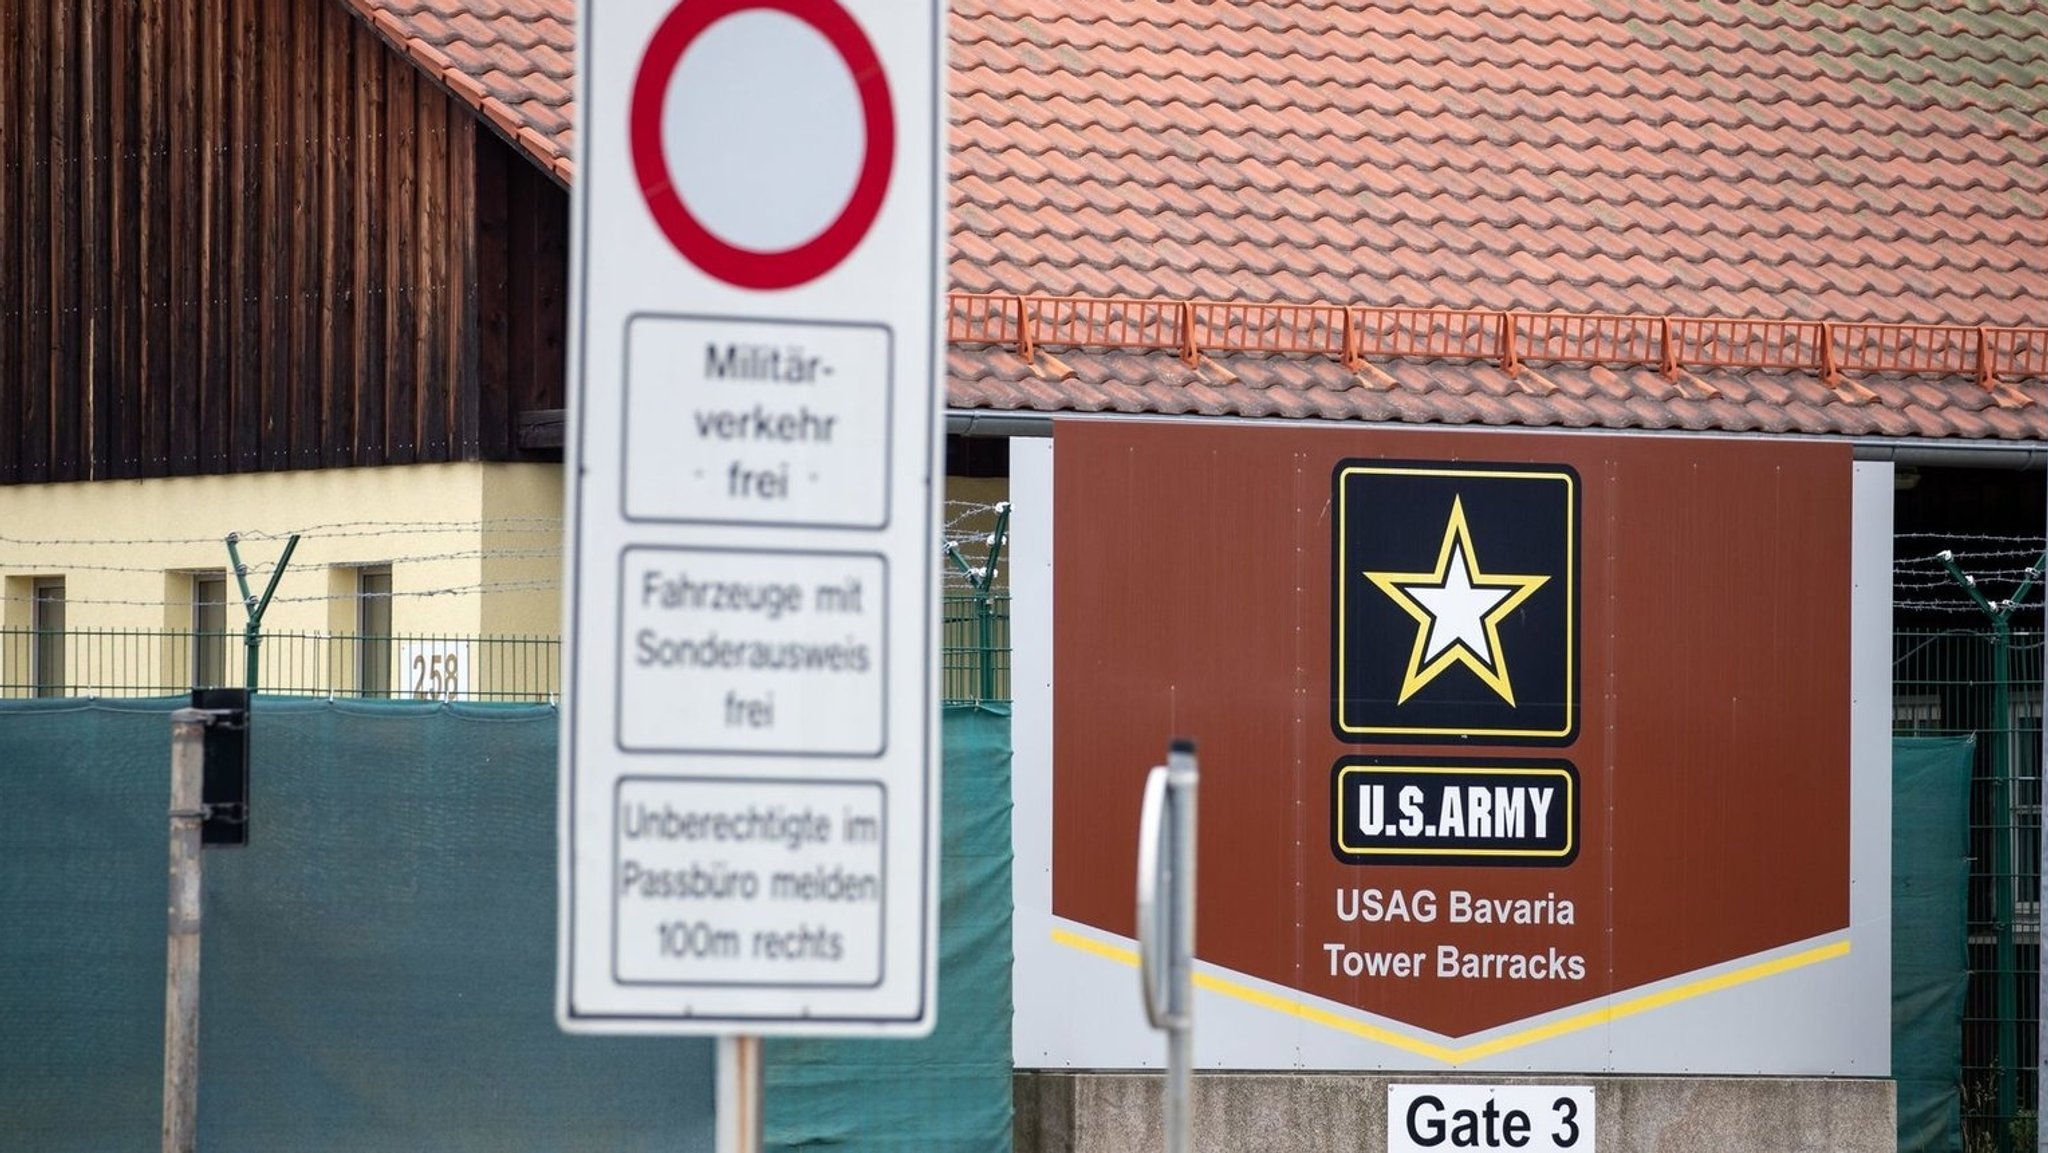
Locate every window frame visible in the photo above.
<box><xmin>30</xmin><ymin>578</ymin><xmax>64</xmax><ymax>698</ymax></box>
<box><xmin>192</xmin><ymin>572</ymin><xmax>231</xmax><ymax>690</ymax></box>
<box><xmin>356</xmin><ymin>566</ymin><xmax>393</xmax><ymax>697</ymax></box>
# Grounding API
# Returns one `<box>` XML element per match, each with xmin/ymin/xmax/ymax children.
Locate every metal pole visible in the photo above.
<box><xmin>162</xmin><ymin>709</ymin><xmax>209</xmax><ymax>1153</ymax></box>
<box><xmin>1993</xmin><ymin>614</ymin><xmax>2019</xmax><ymax>1125</ymax></box>
<box><xmin>716</xmin><ymin>1034</ymin><xmax>762</xmax><ymax>1153</ymax></box>
<box><xmin>977</xmin><ymin>593</ymin><xmax>995</xmax><ymax>702</ymax></box>
<box><xmin>979</xmin><ymin>504</ymin><xmax>1008</xmax><ymax>703</ymax></box>
<box><xmin>1939</xmin><ymin>549</ymin><xmax>2034</xmax><ymax>1129</ymax></box>
<box><xmin>1163</xmin><ymin>738</ymin><xmax>1197</xmax><ymax>1153</ymax></box>
<box><xmin>1138</xmin><ymin>738</ymin><xmax>1199</xmax><ymax>1153</ymax></box>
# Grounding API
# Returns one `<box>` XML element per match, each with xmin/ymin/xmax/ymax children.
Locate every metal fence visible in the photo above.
<box><xmin>1896</xmin><ymin>627</ymin><xmax>2045</xmax><ymax>1153</ymax></box>
<box><xmin>0</xmin><ymin>628</ymin><xmax>563</xmax><ymax>702</ymax></box>
<box><xmin>0</xmin><ymin>595</ymin><xmax>1014</xmax><ymax>707</ymax></box>
<box><xmin>941</xmin><ymin>593</ymin><xmax>1010</xmax><ymax>705</ymax></box>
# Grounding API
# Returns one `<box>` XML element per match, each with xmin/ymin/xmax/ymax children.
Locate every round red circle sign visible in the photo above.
<box><xmin>629</xmin><ymin>0</ymin><xmax>896</xmax><ymax>291</ymax></box>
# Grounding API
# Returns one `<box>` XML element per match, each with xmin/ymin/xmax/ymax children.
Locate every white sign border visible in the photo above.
<box><xmin>557</xmin><ymin>0</ymin><xmax>946</xmax><ymax>1037</ymax></box>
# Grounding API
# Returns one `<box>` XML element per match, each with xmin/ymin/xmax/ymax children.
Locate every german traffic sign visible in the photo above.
<box><xmin>559</xmin><ymin>0</ymin><xmax>943</xmax><ymax>1037</ymax></box>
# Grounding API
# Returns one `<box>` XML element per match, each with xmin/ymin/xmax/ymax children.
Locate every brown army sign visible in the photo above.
<box><xmin>1050</xmin><ymin>421</ymin><xmax>1852</xmax><ymax>1043</ymax></box>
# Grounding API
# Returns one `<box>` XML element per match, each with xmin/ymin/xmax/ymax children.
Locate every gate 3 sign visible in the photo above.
<box><xmin>1019</xmin><ymin>422</ymin><xmax>1890</xmax><ymax>1072</ymax></box>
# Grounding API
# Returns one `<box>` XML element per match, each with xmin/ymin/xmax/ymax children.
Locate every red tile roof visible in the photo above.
<box><xmin>347</xmin><ymin>0</ymin><xmax>2048</xmax><ymax>441</ymax></box>
<box><xmin>340</xmin><ymin>0</ymin><xmax>576</xmax><ymax>185</ymax></box>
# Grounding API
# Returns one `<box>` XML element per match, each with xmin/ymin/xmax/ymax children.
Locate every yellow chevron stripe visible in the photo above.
<box><xmin>1049</xmin><ymin>927</ymin><xmax>1850</xmax><ymax>1064</ymax></box>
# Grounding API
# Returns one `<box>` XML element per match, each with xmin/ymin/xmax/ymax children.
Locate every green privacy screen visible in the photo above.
<box><xmin>767</xmin><ymin>703</ymin><xmax>1015</xmax><ymax>1152</ymax></box>
<box><xmin>0</xmin><ymin>698</ymin><xmax>1012</xmax><ymax>1152</ymax></box>
<box><xmin>1895</xmin><ymin>735</ymin><xmax>1974</xmax><ymax>1153</ymax></box>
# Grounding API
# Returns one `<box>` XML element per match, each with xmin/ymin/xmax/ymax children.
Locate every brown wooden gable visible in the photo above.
<box><xmin>0</xmin><ymin>0</ymin><xmax>568</xmax><ymax>485</ymax></box>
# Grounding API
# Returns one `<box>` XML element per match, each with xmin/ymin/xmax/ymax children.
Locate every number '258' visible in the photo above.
<box><xmin>411</xmin><ymin>652</ymin><xmax>459</xmax><ymax>700</ymax></box>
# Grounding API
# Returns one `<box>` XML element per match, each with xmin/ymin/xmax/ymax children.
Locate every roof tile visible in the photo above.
<box><xmin>342</xmin><ymin>0</ymin><xmax>576</xmax><ymax>182</ymax></box>
<box><xmin>352</xmin><ymin>0</ymin><xmax>2045</xmax><ymax>441</ymax></box>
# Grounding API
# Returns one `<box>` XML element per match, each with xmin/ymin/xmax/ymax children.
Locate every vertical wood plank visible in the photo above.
<box><xmin>228</xmin><ymin>0</ymin><xmax>259</xmax><ymax>472</ymax></box>
<box><xmin>515</xmin><ymin>160</ymin><xmax>552</xmax><ymax>424</ymax></box>
<box><xmin>139</xmin><ymin>0</ymin><xmax>171</xmax><ymax>478</ymax></box>
<box><xmin>354</xmin><ymin>25</ymin><xmax>386</xmax><ymax>468</ymax></box>
<box><xmin>22</xmin><ymin>0</ymin><xmax>52</xmax><ymax>482</ymax></box>
<box><xmin>197</xmin><ymin>4</ymin><xmax>230</xmax><ymax>473</ymax></box>
<box><xmin>503</xmin><ymin>144</ymin><xmax>538</xmax><ymax>443</ymax></box>
<box><xmin>530</xmin><ymin>178</ymin><xmax>570</xmax><ymax>415</ymax></box>
<box><xmin>257</xmin><ymin>0</ymin><xmax>287</xmax><ymax>469</ymax></box>
<box><xmin>416</xmin><ymin>87</ymin><xmax>448</xmax><ymax>463</ymax></box>
<box><xmin>111</xmin><ymin>0</ymin><xmax>142</xmax><ymax>478</ymax></box>
<box><xmin>0</xmin><ymin>1</ymin><xmax>19</xmax><ymax>483</ymax></box>
<box><xmin>289</xmin><ymin>0</ymin><xmax>319</xmax><ymax>468</ymax></box>
<box><xmin>471</xmin><ymin>130</ymin><xmax>511</xmax><ymax>461</ymax></box>
<box><xmin>385</xmin><ymin>60</ymin><xmax>417</xmax><ymax>466</ymax></box>
<box><xmin>165</xmin><ymin>0</ymin><xmax>199</xmax><ymax>476</ymax></box>
<box><xmin>321</xmin><ymin>4</ymin><xmax>355</xmax><ymax>469</ymax></box>
<box><xmin>51</xmin><ymin>0</ymin><xmax>81</xmax><ymax>480</ymax></box>
<box><xmin>449</xmin><ymin>114</ymin><xmax>482</xmax><ymax>461</ymax></box>
<box><xmin>82</xmin><ymin>0</ymin><xmax>114</xmax><ymax>481</ymax></box>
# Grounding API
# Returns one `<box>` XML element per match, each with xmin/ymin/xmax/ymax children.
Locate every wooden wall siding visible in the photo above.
<box><xmin>475</xmin><ymin>121</ymin><xmax>571</xmax><ymax>458</ymax></box>
<box><xmin>0</xmin><ymin>0</ymin><xmax>568</xmax><ymax>485</ymax></box>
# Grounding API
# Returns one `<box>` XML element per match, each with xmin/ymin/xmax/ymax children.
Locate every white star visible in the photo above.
<box><xmin>1409</xmin><ymin>539</ymin><xmax>1514</xmax><ymax>664</ymax></box>
<box><xmin>1363</xmin><ymin>496</ymin><xmax>1550</xmax><ymax>706</ymax></box>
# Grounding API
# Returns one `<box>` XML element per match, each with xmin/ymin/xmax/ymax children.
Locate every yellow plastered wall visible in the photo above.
<box><xmin>0</xmin><ymin>462</ymin><xmax>563</xmax><ymax>696</ymax></box>
<box><xmin>478</xmin><ymin>463</ymin><xmax>568</xmax><ymax>637</ymax></box>
<box><xmin>3</xmin><ymin>459</ymin><xmax>1008</xmax><ymax>697</ymax></box>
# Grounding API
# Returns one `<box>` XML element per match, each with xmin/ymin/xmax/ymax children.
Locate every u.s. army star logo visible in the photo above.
<box><xmin>1332</xmin><ymin>460</ymin><xmax>1578</xmax><ymax>743</ymax></box>
<box><xmin>1366</xmin><ymin>496</ymin><xmax>1549</xmax><ymax>707</ymax></box>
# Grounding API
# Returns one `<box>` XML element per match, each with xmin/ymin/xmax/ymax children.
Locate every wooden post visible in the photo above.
<box><xmin>162</xmin><ymin>709</ymin><xmax>208</xmax><ymax>1153</ymax></box>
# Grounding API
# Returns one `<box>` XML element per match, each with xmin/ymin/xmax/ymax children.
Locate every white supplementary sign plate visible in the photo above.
<box><xmin>559</xmin><ymin>0</ymin><xmax>944</xmax><ymax>1036</ymax></box>
<box><xmin>1387</xmin><ymin>1085</ymin><xmax>1595</xmax><ymax>1153</ymax></box>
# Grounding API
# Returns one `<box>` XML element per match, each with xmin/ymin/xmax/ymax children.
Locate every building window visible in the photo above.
<box><xmin>31</xmin><ymin>579</ymin><xmax>63</xmax><ymax>698</ymax></box>
<box><xmin>193</xmin><ymin>574</ymin><xmax>230</xmax><ymax>689</ymax></box>
<box><xmin>357</xmin><ymin>568</ymin><xmax>392</xmax><ymax>697</ymax></box>
<box><xmin>1894</xmin><ymin>693</ymin><xmax>1943</xmax><ymax>735</ymax></box>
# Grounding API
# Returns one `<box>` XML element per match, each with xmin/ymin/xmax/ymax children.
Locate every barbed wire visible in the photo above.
<box><xmin>1895</xmin><ymin>570</ymin><xmax>2043</xmax><ymax>588</ymax></box>
<box><xmin>0</xmin><ymin>517</ymin><xmax>566</xmax><ymax>549</ymax></box>
<box><xmin>0</xmin><ymin>547</ymin><xmax>567</xmax><ymax>576</ymax></box>
<box><xmin>1896</xmin><ymin>531</ymin><xmax>2046</xmax><ymax>542</ymax></box>
<box><xmin>245</xmin><ymin>546</ymin><xmax>563</xmax><ymax>572</ymax></box>
<box><xmin>1899</xmin><ymin>549</ymin><xmax>2047</xmax><ymax>566</ymax></box>
<box><xmin>941</xmin><ymin>501</ymin><xmax>1010</xmax><ymax>591</ymax></box>
<box><xmin>0</xmin><ymin>578</ymin><xmax>563</xmax><ymax>608</ymax></box>
<box><xmin>1895</xmin><ymin>600</ymin><xmax>2044</xmax><ymax>613</ymax></box>
<box><xmin>241</xmin><ymin>519</ymin><xmax>564</xmax><ymax>542</ymax></box>
<box><xmin>944</xmin><ymin>500</ymin><xmax>1006</xmax><ymax>529</ymax></box>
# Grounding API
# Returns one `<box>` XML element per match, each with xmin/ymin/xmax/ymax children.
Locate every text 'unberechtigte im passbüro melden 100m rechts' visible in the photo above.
<box><xmin>613</xmin><ymin>779</ymin><xmax>887</xmax><ymax>989</ymax></box>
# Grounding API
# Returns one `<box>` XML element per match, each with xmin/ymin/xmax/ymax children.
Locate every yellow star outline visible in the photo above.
<box><xmin>1364</xmin><ymin>496</ymin><xmax>1550</xmax><ymax>706</ymax></box>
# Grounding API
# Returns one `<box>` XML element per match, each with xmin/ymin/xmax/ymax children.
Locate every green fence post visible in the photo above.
<box><xmin>1992</xmin><ymin>613</ymin><xmax>2019</xmax><ymax>1127</ymax></box>
<box><xmin>978</xmin><ymin>504</ymin><xmax>1008</xmax><ymax>702</ymax></box>
<box><xmin>1940</xmin><ymin>549</ymin><xmax>2047</xmax><ymax>1136</ymax></box>
<box><xmin>944</xmin><ymin>503</ymin><xmax>1009</xmax><ymax>703</ymax></box>
<box><xmin>225</xmin><ymin>533</ymin><xmax>301</xmax><ymax>696</ymax></box>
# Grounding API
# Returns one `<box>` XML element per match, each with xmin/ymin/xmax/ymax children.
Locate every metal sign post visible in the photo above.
<box><xmin>161</xmin><ymin>711</ymin><xmax>207</xmax><ymax>1153</ymax></box>
<box><xmin>1137</xmin><ymin>738</ymin><xmax>1198</xmax><ymax>1153</ymax></box>
<box><xmin>716</xmin><ymin>1035</ymin><xmax>763</xmax><ymax>1153</ymax></box>
<box><xmin>161</xmin><ymin>704</ymin><xmax>246</xmax><ymax>1153</ymax></box>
